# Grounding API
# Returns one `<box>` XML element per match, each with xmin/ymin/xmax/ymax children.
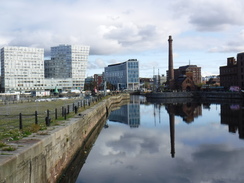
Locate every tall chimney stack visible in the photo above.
<box><xmin>168</xmin><ymin>35</ymin><xmax>174</xmax><ymax>81</ymax></box>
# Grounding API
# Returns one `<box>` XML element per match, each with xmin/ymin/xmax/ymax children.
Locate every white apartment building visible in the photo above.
<box><xmin>45</xmin><ymin>44</ymin><xmax>90</xmax><ymax>90</ymax></box>
<box><xmin>0</xmin><ymin>44</ymin><xmax>90</xmax><ymax>93</ymax></box>
<box><xmin>1</xmin><ymin>46</ymin><xmax>45</xmax><ymax>92</ymax></box>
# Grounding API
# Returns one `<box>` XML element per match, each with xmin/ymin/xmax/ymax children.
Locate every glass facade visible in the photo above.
<box><xmin>104</xmin><ymin>59</ymin><xmax>139</xmax><ymax>90</ymax></box>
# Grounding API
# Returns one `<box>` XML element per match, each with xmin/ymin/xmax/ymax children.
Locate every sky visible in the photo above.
<box><xmin>1</xmin><ymin>0</ymin><xmax>244</xmax><ymax>77</ymax></box>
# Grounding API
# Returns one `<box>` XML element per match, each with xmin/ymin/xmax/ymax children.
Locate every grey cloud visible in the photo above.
<box><xmin>106</xmin><ymin>132</ymin><xmax>161</xmax><ymax>156</ymax></box>
<box><xmin>104</xmin><ymin>23</ymin><xmax>159</xmax><ymax>48</ymax></box>
<box><xmin>172</xmin><ymin>0</ymin><xmax>244</xmax><ymax>32</ymax></box>
<box><xmin>87</xmin><ymin>58</ymin><xmax>107</xmax><ymax>69</ymax></box>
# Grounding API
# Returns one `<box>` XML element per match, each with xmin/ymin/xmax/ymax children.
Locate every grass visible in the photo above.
<box><xmin>0</xmin><ymin>93</ymin><xmax>123</xmax><ymax>154</ymax></box>
<box><xmin>0</xmin><ymin>94</ymin><xmax>110</xmax><ymax>143</ymax></box>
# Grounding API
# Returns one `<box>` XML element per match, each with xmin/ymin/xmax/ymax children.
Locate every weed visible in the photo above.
<box><xmin>0</xmin><ymin>141</ymin><xmax>7</xmax><ymax>148</ymax></box>
<box><xmin>2</xmin><ymin>145</ymin><xmax>17</xmax><ymax>151</ymax></box>
<box><xmin>0</xmin><ymin>153</ymin><xmax>13</xmax><ymax>155</ymax></box>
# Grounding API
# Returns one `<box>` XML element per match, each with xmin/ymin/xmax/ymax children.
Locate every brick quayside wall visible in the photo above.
<box><xmin>0</xmin><ymin>94</ymin><xmax>130</xmax><ymax>183</ymax></box>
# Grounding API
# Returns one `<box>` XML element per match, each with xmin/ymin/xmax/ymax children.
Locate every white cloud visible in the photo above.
<box><xmin>1</xmin><ymin>0</ymin><xmax>244</xmax><ymax>76</ymax></box>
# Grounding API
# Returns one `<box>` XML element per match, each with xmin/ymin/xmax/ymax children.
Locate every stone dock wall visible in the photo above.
<box><xmin>0</xmin><ymin>94</ymin><xmax>130</xmax><ymax>183</ymax></box>
<box><xmin>145</xmin><ymin>91</ymin><xmax>243</xmax><ymax>100</ymax></box>
<box><xmin>195</xmin><ymin>91</ymin><xmax>243</xmax><ymax>99</ymax></box>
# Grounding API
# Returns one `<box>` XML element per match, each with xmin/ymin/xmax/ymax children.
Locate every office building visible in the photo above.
<box><xmin>104</xmin><ymin>59</ymin><xmax>139</xmax><ymax>90</ymax></box>
<box><xmin>45</xmin><ymin>44</ymin><xmax>90</xmax><ymax>90</ymax></box>
<box><xmin>1</xmin><ymin>44</ymin><xmax>90</xmax><ymax>93</ymax></box>
<box><xmin>1</xmin><ymin>46</ymin><xmax>45</xmax><ymax>92</ymax></box>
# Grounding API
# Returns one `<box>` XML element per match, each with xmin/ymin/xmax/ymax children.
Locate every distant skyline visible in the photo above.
<box><xmin>1</xmin><ymin>0</ymin><xmax>244</xmax><ymax>77</ymax></box>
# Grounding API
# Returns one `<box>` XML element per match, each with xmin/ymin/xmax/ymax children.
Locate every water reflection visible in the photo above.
<box><xmin>109</xmin><ymin>98</ymin><xmax>140</xmax><ymax>128</ymax></box>
<box><xmin>72</xmin><ymin>96</ymin><xmax>244</xmax><ymax>183</ymax></box>
<box><xmin>221</xmin><ymin>103</ymin><xmax>244</xmax><ymax>139</ymax></box>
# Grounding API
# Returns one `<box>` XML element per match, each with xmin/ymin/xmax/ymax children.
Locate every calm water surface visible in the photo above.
<box><xmin>74</xmin><ymin>96</ymin><xmax>244</xmax><ymax>183</ymax></box>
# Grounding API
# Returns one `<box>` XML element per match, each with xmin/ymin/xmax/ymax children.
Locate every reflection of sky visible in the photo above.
<box><xmin>76</xmin><ymin>103</ymin><xmax>244</xmax><ymax>183</ymax></box>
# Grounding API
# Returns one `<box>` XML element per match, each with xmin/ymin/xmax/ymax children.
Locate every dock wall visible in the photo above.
<box><xmin>0</xmin><ymin>94</ymin><xmax>130</xmax><ymax>183</ymax></box>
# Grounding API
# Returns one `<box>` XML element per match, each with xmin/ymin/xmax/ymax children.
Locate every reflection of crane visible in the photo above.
<box><xmin>154</xmin><ymin>104</ymin><xmax>156</xmax><ymax>126</ymax></box>
<box><xmin>153</xmin><ymin>103</ymin><xmax>163</xmax><ymax>126</ymax></box>
<box><xmin>159</xmin><ymin>104</ymin><xmax>161</xmax><ymax>124</ymax></box>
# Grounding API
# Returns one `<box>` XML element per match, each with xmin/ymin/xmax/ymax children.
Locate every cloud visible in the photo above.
<box><xmin>1</xmin><ymin>0</ymin><xmax>244</xmax><ymax>77</ymax></box>
<box><xmin>88</xmin><ymin>58</ymin><xmax>107</xmax><ymax>70</ymax></box>
<box><xmin>171</xmin><ymin>0</ymin><xmax>244</xmax><ymax>32</ymax></box>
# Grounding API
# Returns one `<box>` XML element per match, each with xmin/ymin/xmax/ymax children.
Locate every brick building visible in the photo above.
<box><xmin>167</xmin><ymin>64</ymin><xmax>201</xmax><ymax>91</ymax></box>
<box><xmin>219</xmin><ymin>52</ymin><xmax>244</xmax><ymax>90</ymax></box>
<box><xmin>94</xmin><ymin>74</ymin><xmax>103</xmax><ymax>90</ymax></box>
<box><xmin>174</xmin><ymin>65</ymin><xmax>201</xmax><ymax>85</ymax></box>
<box><xmin>237</xmin><ymin>53</ymin><xmax>244</xmax><ymax>89</ymax></box>
<box><xmin>219</xmin><ymin>57</ymin><xmax>238</xmax><ymax>89</ymax></box>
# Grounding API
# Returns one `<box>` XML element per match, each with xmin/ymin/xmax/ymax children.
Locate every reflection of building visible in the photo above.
<box><xmin>108</xmin><ymin>103</ymin><xmax>140</xmax><ymax>128</ymax></box>
<box><xmin>165</xmin><ymin>103</ymin><xmax>202</xmax><ymax>123</ymax></box>
<box><xmin>164</xmin><ymin>102</ymin><xmax>202</xmax><ymax>158</ymax></box>
<box><xmin>220</xmin><ymin>104</ymin><xmax>244</xmax><ymax>139</ymax></box>
<box><xmin>104</xmin><ymin>59</ymin><xmax>139</xmax><ymax>91</ymax></box>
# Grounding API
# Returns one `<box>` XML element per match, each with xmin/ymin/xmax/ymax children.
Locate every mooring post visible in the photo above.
<box><xmin>19</xmin><ymin>113</ymin><xmax>23</xmax><ymax>130</ymax></box>
<box><xmin>62</xmin><ymin>106</ymin><xmax>64</xmax><ymax>117</ymax></box>
<box><xmin>46</xmin><ymin>109</ymin><xmax>50</xmax><ymax>126</ymax></box>
<box><xmin>35</xmin><ymin>111</ymin><xmax>38</xmax><ymax>124</ymax></box>
<box><xmin>55</xmin><ymin>108</ymin><xmax>57</xmax><ymax>120</ymax></box>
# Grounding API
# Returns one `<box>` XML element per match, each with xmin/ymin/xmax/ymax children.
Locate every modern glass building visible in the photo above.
<box><xmin>1</xmin><ymin>46</ymin><xmax>45</xmax><ymax>92</ymax></box>
<box><xmin>104</xmin><ymin>59</ymin><xmax>139</xmax><ymax>90</ymax></box>
<box><xmin>45</xmin><ymin>44</ymin><xmax>90</xmax><ymax>90</ymax></box>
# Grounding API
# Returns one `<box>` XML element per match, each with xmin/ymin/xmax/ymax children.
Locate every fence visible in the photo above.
<box><xmin>0</xmin><ymin>95</ymin><xmax>104</xmax><ymax>133</ymax></box>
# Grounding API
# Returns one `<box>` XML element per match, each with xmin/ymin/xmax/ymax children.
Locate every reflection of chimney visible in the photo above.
<box><xmin>168</xmin><ymin>35</ymin><xmax>174</xmax><ymax>81</ymax></box>
<box><xmin>169</xmin><ymin>112</ymin><xmax>175</xmax><ymax>158</ymax></box>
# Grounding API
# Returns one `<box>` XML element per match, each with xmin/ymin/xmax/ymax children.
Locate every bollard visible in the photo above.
<box><xmin>35</xmin><ymin>111</ymin><xmax>38</xmax><ymax>124</ymax></box>
<box><xmin>55</xmin><ymin>108</ymin><xmax>57</xmax><ymax>120</ymax></box>
<box><xmin>74</xmin><ymin>106</ymin><xmax>78</xmax><ymax>114</ymax></box>
<box><xmin>62</xmin><ymin>106</ymin><xmax>64</xmax><ymax>117</ymax></box>
<box><xmin>46</xmin><ymin>109</ymin><xmax>50</xmax><ymax>126</ymax></box>
<box><xmin>19</xmin><ymin>113</ymin><xmax>23</xmax><ymax>130</ymax></box>
<box><xmin>64</xmin><ymin>108</ymin><xmax>67</xmax><ymax>120</ymax></box>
